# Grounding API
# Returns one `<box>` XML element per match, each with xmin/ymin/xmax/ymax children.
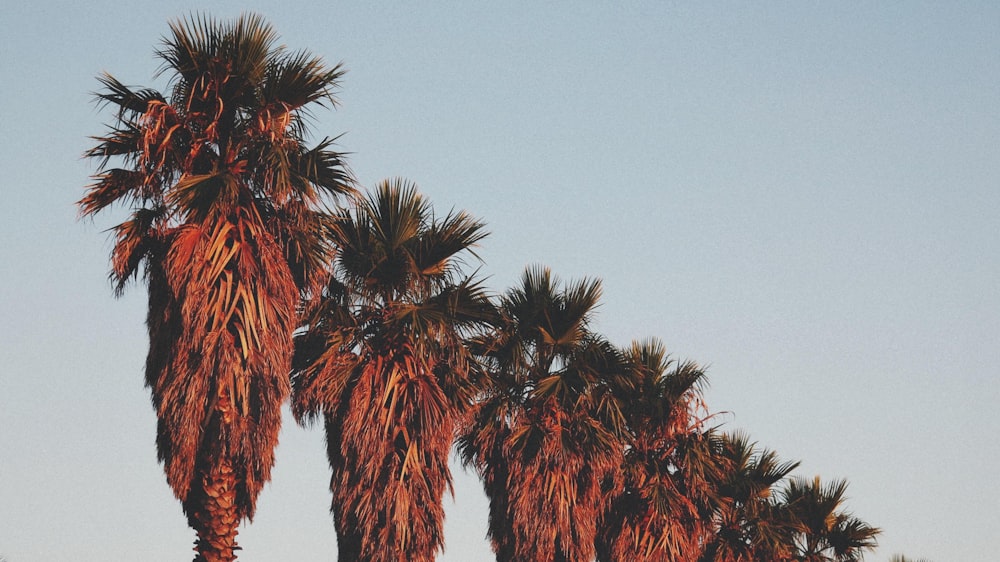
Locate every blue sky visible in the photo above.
<box><xmin>2</xmin><ymin>2</ymin><xmax>998</xmax><ymax>561</ymax></box>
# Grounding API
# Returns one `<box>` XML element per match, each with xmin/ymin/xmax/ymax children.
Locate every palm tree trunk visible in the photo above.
<box><xmin>191</xmin><ymin>458</ymin><xmax>240</xmax><ymax>562</ymax></box>
<box><xmin>333</xmin><ymin>510</ymin><xmax>362</xmax><ymax>561</ymax></box>
<box><xmin>336</xmin><ymin>535</ymin><xmax>362</xmax><ymax>561</ymax></box>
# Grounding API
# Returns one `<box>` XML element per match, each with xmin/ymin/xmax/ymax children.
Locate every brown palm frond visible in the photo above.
<box><xmin>457</xmin><ymin>266</ymin><xmax>631</xmax><ymax>562</ymax></box>
<box><xmin>81</xmin><ymin>13</ymin><xmax>353</xmax><ymax>562</ymax></box>
<box><xmin>291</xmin><ymin>181</ymin><xmax>493</xmax><ymax>561</ymax></box>
<box><xmin>597</xmin><ymin>339</ymin><xmax>714</xmax><ymax>562</ymax></box>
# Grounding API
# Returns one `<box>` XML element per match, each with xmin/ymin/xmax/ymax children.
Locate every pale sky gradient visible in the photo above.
<box><xmin>2</xmin><ymin>2</ymin><xmax>998</xmax><ymax>561</ymax></box>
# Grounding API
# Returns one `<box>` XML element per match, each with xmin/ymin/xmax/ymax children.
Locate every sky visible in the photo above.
<box><xmin>1</xmin><ymin>2</ymin><xmax>998</xmax><ymax>561</ymax></box>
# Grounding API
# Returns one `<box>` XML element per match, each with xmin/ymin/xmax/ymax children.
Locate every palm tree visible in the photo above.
<box><xmin>80</xmin><ymin>14</ymin><xmax>353</xmax><ymax>561</ymax></box>
<box><xmin>457</xmin><ymin>266</ymin><xmax>631</xmax><ymax>562</ymax></box>
<box><xmin>597</xmin><ymin>339</ymin><xmax>717</xmax><ymax>562</ymax></box>
<box><xmin>699</xmin><ymin>432</ymin><xmax>801</xmax><ymax>562</ymax></box>
<box><xmin>291</xmin><ymin>180</ymin><xmax>494</xmax><ymax>561</ymax></box>
<box><xmin>779</xmin><ymin>476</ymin><xmax>880</xmax><ymax>561</ymax></box>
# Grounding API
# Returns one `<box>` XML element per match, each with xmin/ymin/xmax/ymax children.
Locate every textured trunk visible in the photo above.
<box><xmin>333</xmin><ymin>509</ymin><xmax>362</xmax><ymax>562</ymax></box>
<box><xmin>191</xmin><ymin>458</ymin><xmax>240</xmax><ymax>562</ymax></box>
<box><xmin>335</xmin><ymin>531</ymin><xmax>362</xmax><ymax>562</ymax></box>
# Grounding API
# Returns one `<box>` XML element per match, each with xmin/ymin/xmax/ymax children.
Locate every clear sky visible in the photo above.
<box><xmin>2</xmin><ymin>2</ymin><xmax>997</xmax><ymax>561</ymax></box>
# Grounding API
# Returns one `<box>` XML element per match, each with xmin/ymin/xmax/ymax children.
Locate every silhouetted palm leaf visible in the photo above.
<box><xmin>778</xmin><ymin>476</ymin><xmax>880</xmax><ymax>561</ymax></box>
<box><xmin>698</xmin><ymin>432</ymin><xmax>800</xmax><ymax>562</ymax></box>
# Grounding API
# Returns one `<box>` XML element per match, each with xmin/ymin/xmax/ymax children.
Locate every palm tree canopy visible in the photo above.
<box><xmin>291</xmin><ymin>179</ymin><xmax>494</xmax><ymax>561</ymax></box>
<box><xmin>293</xmin><ymin>179</ymin><xmax>494</xmax><ymax>424</ymax></box>
<box><xmin>620</xmin><ymin>338</ymin><xmax>709</xmax><ymax>449</ymax></box>
<box><xmin>597</xmin><ymin>338</ymin><xmax>715</xmax><ymax>562</ymax></box>
<box><xmin>779</xmin><ymin>476</ymin><xmax>880</xmax><ymax>562</ymax></box>
<box><xmin>698</xmin><ymin>431</ymin><xmax>801</xmax><ymax>562</ymax></box>
<box><xmin>81</xmin><ymin>12</ymin><xmax>353</xmax><ymax>295</ymax></box>
<box><xmin>458</xmin><ymin>266</ymin><xmax>634</xmax><ymax>562</ymax></box>
<box><xmin>460</xmin><ymin>266</ymin><xmax>630</xmax><ymax>466</ymax></box>
<box><xmin>79</xmin><ymin>13</ymin><xmax>354</xmax><ymax>528</ymax></box>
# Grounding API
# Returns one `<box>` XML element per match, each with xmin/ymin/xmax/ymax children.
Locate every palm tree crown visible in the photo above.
<box><xmin>458</xmin><ymin>266</ymin><xmax>631</xmax><ymax>562</ymax></box>
<box><xmin>292</xmin><ymin>179</ymin><xmax>494</xmax><ymax>562</ymax></box>
<box><xmin>779</xmin><ymin>476</ymin><xmax>881</xmax><ymax>562</ymax></box>
<box><xmin>598</xmin><ymin>339</ymin><xmax>714</xmax><ymax>562</ymax></box>
<box><xmin>80</xmin><ymin>14</ymin><xmax>353</xmax><ymax>561</ymax></box>
<box><xmin>699</xmin><ymin>432</ymin><xmax>801</xmax><ymax>562</ymax></box>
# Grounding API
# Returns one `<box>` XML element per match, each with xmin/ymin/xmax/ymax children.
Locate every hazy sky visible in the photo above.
<box><xmin>2</xmin><ymin>2</ymin><xmax>998</xmax><ymax>561</ymax></box>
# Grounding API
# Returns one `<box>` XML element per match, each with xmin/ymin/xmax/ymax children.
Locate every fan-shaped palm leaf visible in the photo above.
<box><xmin>458</xmin><ymin>267</ymin><xmax>629</xmax><ymax>562</ymax></box>
<box><xmin>292</xmin><ymin>180</ymin><xmax>493</xmax><ymax>562</ymax></box>
<box><xmin>80</xmin><ymin>14</ymin><xmax>353</xmax><ymax>562</ymax></box>
<box><xmin>698</xmin><ymin>432</ymin><xmax>800</xmax><ymax>562</ymax></box>
<box><xmin>778</xmin><ymin>476</ymin><xmax>880</xmax><ymax>561</ymax></box>
<box><xmin>598</xmin><ymin>339</ymin><xmax>714</xmax><ymax>562</ymax></box>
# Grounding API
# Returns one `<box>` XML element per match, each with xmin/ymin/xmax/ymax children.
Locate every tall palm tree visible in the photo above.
<box><xmin>779</xmin><ymin>476</ymin><xmax>880</xmax><ymax>561</ymax></box>
<box><xmin>457</xmin><ymin>266</ymin><xmax>631</xmax><ymax>562</ymax></box>
<box><xmin>80</xmin><ymin>14</ymin><xmax>353</xmax><ymax>561</ymax></box>
<box><xmin>699</xmin><ymin>432</ymin><xmax>801</xmax><ymax>562</ymax></box>
<box><xmin>597</xmin><ymin>339</ymin><xmax>717</xmax><ymax>562</ymax></box>
<box><xmin>291</xmin><ymin>180</ymin><xmax>494</xmax><ymax>562</ymax></box>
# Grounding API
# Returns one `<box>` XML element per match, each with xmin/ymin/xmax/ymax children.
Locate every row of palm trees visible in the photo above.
<box><xmin>81</xmin><ymin>14</ymin><xmax>885</xmax><ymax>562</ymax></box>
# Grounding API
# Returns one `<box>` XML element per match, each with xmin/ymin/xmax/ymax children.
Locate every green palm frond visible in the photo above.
<box><xmin>80</xmin><ymin>168</ymin><xmax>146</xmax><ymax>216</ymax></box>
<box><xmin>165</xmin><ymin>172</ymin><xmax>232</xmax><ymax>220</ymax></box>
<box><xmin>827</xmin><ymin>515</ymin><xmax>880</xmax><ymax>559</ymax></box>
<box><xmin>692</xmin><ymin>432</ymin><xmax>804</xmax><ymax>562</ymax></box>
<box><xmin>366</xmin><ymin>178</ymin><xmax>428</xmax><ymax>251</ymax></box>
<box><xmin>157</xmin><ymin>13</ymin><xmax>275</xmax><ymax>86</ymax></box>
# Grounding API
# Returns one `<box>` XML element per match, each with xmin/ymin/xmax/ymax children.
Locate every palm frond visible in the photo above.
<box><xmin>94</xmin><ymin>73</ymin><xmax>166</xmax><ymax>118</ymax></box>
<box><xmin>82</xmin><ymin>14</ymin><xmax>352</xmax><ymax>559</ymax></box>
<box><xmin>777</xmin><ymin>476</ymin><xmax>880</xmax><ymax>561</ymax></box>
<box><xmin>79</xmin><ymin>168</ymin><xmax>146</xmax><ymax>217</ymax></box>
<box><xmin>108</xmin><ymin>207</ymin><xmax>167</xmax><ymax>295</ymax></box>
<box><xmin>286</xmin><ymin>136</ymin><xmax>355</xmax><ymax>200</ymax></box>
<box><xmin>458</xmin><ymin>266</ymin><xmax>632</xmax><ymax>561</ymax></box>
<box><xmin>290</xmin><ymin>180</ymin><xmax>491</xmax><ymax>561</ymax></box>
<box><xmin>84</xmin><ymin>123</ymin><xmax>143</xmax><ymax>169</ymax></box>
<box><xmin>263</xmin><ymin>50</ymin><xmax>345</xmax><ymax>111</ymax></box>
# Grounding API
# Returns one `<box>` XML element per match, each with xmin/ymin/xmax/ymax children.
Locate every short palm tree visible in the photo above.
<box><xmin>699</xmin><ymin>432</ymin><xmax>801</xmax><ymax>562</ymax></box>
<box><xmin>458</xmin><ymin>266</ymin><xmax>630</xmax><ymax>562</ymax></box>
<box><xmin>598</xmin><ymin>339</ymin><xmax>716</xmax><ymax>562</ymax></box>
<box><xmin>80</xmin><ymin>14</ymin><xmax>353</xmax><ymax>561</ymax></box>
<box><xmin>291</xmin><ymin>180</ymin><xmax>494</xmax><ymax>561</ymax></box>
<box><xmin>779</xmin><ymin>476</ymin><xmax>880</xmax><ymax>561</ymax></box>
